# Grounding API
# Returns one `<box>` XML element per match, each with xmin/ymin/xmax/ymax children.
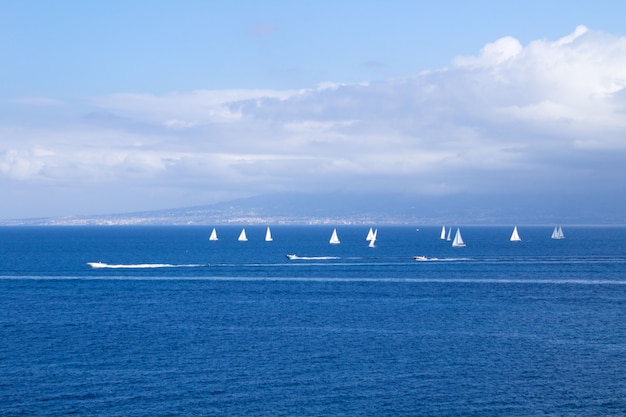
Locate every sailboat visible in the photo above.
<box><xmin>440</xmin><ymin>226</ymin><xmax>446</xmax><ymax>240</ymax></box>
<box><xmin>368</xmin><ymin>229</ymin><xmax>377</xmax><ymax>248</ymax></box>
<box><xmin>238</xmin><ymin>228</ymin><xmax>248</xmax><ymax>241</ymax></box>
<box><xmin>446</xmin><ymin>227</ymin><xmax>451</xmax><ymax>241</ymax></box>
<box><xmin>366</xmin><ymin>227</ymin><xmax>375</xmax><ymax>241</ymax></box>
<box><xmin>329</xmin><ymin>228</ymin><xmax>340</xmax><ymax>244</ymax></box>
<box><xmin>510</xmin><ymin>226</ymin><xmax>521</xmax><ymax>242</ymax></box>
<box><xmin>265</xmin><ymin>226</ymin><xmax>273</xmax><ymax>242</ymax></box>
<box><xmin>208</xmin><ymin>228</ymin><xmax>218</xmax><ymax>241</ymax></box>
<box><xmin>551</xmin><ymin>226</ymin><xmax>565</xmax><ymax>240</ymax></box>
<box><xmin>452</xmin><ymin>228</ymin><xmax>466</xmax><ymax>247</ymax></box>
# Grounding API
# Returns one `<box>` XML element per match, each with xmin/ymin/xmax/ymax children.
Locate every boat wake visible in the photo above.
<box><xmin>286</xmin><ymin>254</ymin><xmax>340</xmax><ymax>261</ymax></box>
<box><xmin>87</xmin><ymin>262</ymin><xmax>207</xmax><ymax>269</ymax></box>
<box><xmin>413</xmin><ymin>257</ymin><xmax>470</xmax><ymax>262</ymax></box>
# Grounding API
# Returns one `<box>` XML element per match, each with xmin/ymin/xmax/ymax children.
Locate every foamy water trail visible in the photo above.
<box><xmin>285</xmin><ymin>255</ymin><xmax>341</xmax><ymax>260</ymax></box>
<box><xmin>87</xmin><ymin>262</ymin><xmax>207</xmax><ymax>269</ymax></box>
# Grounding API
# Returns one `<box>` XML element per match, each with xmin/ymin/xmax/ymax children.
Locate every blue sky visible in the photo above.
<box><xmin>1</xmin><ymin>1</ymin><xmax>626</xmax><ymax>220</ymax></box>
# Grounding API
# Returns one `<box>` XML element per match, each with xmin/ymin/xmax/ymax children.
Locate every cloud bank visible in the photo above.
<box><xmin>1</xmin><ymin>26</ymin><xmax>625</xmax><ymax>219</ymax></box>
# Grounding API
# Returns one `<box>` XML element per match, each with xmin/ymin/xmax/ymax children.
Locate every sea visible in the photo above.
<box><xmin>1</xmin><ymin>225</ymin><xmax>625</xmax><ymax>416</ymax></box>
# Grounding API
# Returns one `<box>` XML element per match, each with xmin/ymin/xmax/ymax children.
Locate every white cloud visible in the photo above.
<box><xmin>164</xmin><ymin>119</ymin><xmax>198</xmax><ymax>129</ymax></box>
<box><xmin>2</xmin><ymin>26</ymin><xmax>626</xmax><ymax>217</ymax></box>
<box><xmin>453</xmin><ymin>36</ymin><xmax>523</xmax><ymax>68</ymax></box>
<box><xmin>554</xmin><ymin>24</ymin><xmax>589</xmax><ymax>46</ymax></box>
<box><xmin>0</xmin><ymin>149</ymin><xmax>45</xmax><ymax>180</ymax></box>
<box><xmin>90</xmin><ymin>89</ymin><xmax>299</xmax><ymax>124</ymax></box>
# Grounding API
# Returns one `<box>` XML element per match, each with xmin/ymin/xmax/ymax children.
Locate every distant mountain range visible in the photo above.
<box><xmin>2</xmin><ymin>191</ymin><xmax>624</xmax><ymax>226</ymax></box>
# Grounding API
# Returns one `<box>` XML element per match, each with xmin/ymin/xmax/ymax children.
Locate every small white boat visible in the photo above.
<box><xmin>510</xmin><ymin>226</ymin><xmax>521</xmax><ymax>242</ymax></box>
<box><xmin>238</xmin><ymin>228</ymin><xmax>248</xmax><ymax>241</ymax></box>
<box><xmin>551</xmin><ymin>226</ymin><xmax>565</xmax><ymax>240</ymax></box>
<box><xmin>440</xmin><ymin>226</ymin><xmax>446</xmax><ymax>240</ymax></box>
<box><xmin>366</xmin><ymin>227</ymin><xmax>375</xmax><ymax>241</ymax></box>
<box><xmin>265</xmin><ymin>226</ymin><xmax>273</xmax><ymax>242</ymax></box>
<box><xmin>209</xmin><ymin>228</ymin><xmax>218</xmax><ymax>241</ymax></box>
<box><xmin>286</xmin><ymin>254</ymin><xmax>298</xmax><ymax>260</ymax></box>
<box><xmin>368</xmin><ymin>229</ymin><xmax>378</xmax><ymax>248</ymax></box>
<box><xmin>452</xmin><ymin>228</ymin><xmax>466</xmax><ymax>247</ymax></box>
<box><xmin>413</xmin><ymin>256</ymin><xmax>428</xmax><ymax>261</ymax></box>
<box><xmin>87</xmin><ymin>262</ymin><xmax>107</xmax><ymax>268</ymax></box>
<box><xmin>329</xmin><ymin>228</ymin><xmax>340</xmax><ymax>244</ymax></box>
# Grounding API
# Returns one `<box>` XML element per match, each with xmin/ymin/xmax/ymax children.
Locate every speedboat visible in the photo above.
<box><xmin>413</xmin><ymin>256</ymin><xmax>428</xmax><ymax>261</ymax></box>
<box><xmin>285</xmin><ymin>254</ymin><xmax>298</xmax><ymax>260</ymax></box>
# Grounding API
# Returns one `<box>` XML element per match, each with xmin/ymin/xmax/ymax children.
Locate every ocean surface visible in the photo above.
<box><xmin>1</xmin><ymin>225</ymin><xmax>625</xmax><ymax>416</ymax></box>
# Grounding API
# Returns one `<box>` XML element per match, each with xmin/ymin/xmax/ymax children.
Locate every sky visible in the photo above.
<box><xmin>1</xmin><ymin>1</ymin><xmax>626</xmax><ymax>220</ymax></box>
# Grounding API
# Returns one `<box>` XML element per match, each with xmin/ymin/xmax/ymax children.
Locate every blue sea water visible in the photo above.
<box><xmin>1</xmin><ymin>225</ymin><xmax>626</xmax><ymax>416</ymax></box>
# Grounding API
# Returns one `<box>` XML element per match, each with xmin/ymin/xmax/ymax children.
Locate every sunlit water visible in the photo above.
<box><xmin>1</xmin><ymin>226</ymin><xmax>625</xmax><ymax>416</ymax></box>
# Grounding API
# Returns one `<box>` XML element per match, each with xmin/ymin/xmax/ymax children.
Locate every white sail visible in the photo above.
<box><xmin>440</xmin><ymin>226</ymin><xmax>446</xmax><ymax>240</ymax></box>
<box><xmin>368</xmin><ymin>229</ymin><xmax>377</xmax><ymax>247</ymax></box>
<box><xmin>329</xmin><ymin>228</ymin><xmax>340</xmax><ymax>244</ymax></box>
<box><xmin>238</xmin><ymin>228</ymin><xmax>248</xmax><ymax>241</ymax></box>
<box><xmin>452</xmin><ymin>228</ymin><xmax>466</xmax><ymax>247</ymax></box>
<box><xmin>209</xmin><ymin>228</ymin><xmax>218</xmax><ymax>241</ymax></box>
<box><xmin>510</xmin><ymin>226</ymin><xmax>521</xmax><ymax>242</ymax></box>
<box><xmin>446</xmin><ymin>227</ymin><xmax>451</xmax><ymax>241</ymax></box>
<box><xmin>552</xmin><ymin>226</ymin><xmax>565</xmax><ymax>240</ymax></box>
<box><xmin>265</xmin><ymin>226</ymin><xmax>273</xmax><ymax>242</ymax></box>
<box><xmin>366</xmin><ymin>227</ymin><xmax>374</xmax><ymax>241</ymax></box>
